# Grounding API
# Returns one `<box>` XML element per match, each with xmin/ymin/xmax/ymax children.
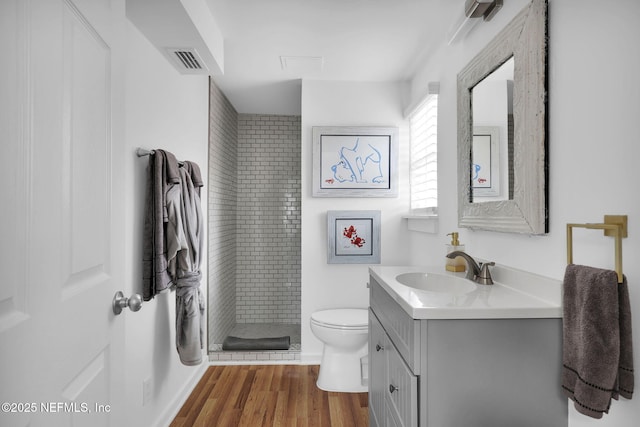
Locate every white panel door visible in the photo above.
<box><xmin>0</xmin><ymin>0</ymin><xmax>126</xmax><ymax>426</ymax></box>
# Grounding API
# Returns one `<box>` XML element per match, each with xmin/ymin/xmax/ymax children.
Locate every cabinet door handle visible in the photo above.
<box><xmin>376</xmin><ymin>344</ymin><xmax>384</xmax><ymax>352</ymax></box>
<box><xmin>389</xmin><ymin>384</ymin><xmax>399</xmax><ymax>394</ymax></box>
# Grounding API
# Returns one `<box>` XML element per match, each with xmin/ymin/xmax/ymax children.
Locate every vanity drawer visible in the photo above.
<box><xmin>370</xmin><ymin>276</ymin><xmax>421</xmax><ymax>374</ymax></box>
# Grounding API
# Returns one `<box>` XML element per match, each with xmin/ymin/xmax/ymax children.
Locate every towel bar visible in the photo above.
<box><xmin>566</xmin><ymin>215</ymin><xmax>627</xmax><ymax>284</ymax></box>
<box><xmin>136</xmin><ymin>147</ymin><xmax>154</xmax><ymax>157</ymax></box>
<box><xmin>136</xmin><ymin>147</ymin><xmax>186</xmax><ymax>167</ymax></box>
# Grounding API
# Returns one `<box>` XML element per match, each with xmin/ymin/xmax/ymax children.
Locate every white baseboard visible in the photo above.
<box><xmin>207</xmin><ymin>357</ymin><xmax>321</xmax><ymax>366</ymax></box>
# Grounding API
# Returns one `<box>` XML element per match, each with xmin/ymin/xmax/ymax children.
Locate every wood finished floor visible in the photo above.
<box><xmin>170</xmin><ymin>365</ymin><xmax>369</xmax><ymax>427</ymax></box>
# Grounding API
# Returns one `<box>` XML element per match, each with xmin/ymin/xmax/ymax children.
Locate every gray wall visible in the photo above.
<box><xmin>207</xmin><ymin>79</ymin><xmax>238</xmax><ymax>348</ymax></box>
<box><xmin>236</xmin><ymin>114</ymin><xmax>301</xmax><ymax>324</ymax></box>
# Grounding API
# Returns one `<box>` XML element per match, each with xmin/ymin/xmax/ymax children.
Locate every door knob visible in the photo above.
<box><xmin>112</xmin><ymin>291</ymin><xmax>142</xmax><ymax>315</ymax></box>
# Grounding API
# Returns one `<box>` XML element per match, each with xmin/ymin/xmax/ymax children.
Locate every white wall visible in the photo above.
<box><xmin>300</xmin><ymin>81</ymin><xmax>412</xmax><ymax>360</ymax></box>
<box><xmin>123</xmin><ymin>20</ymin><xmax>209</xmax><ymax>426</ymax></box>
<box><xmin>406</xmin><ymin>0</ymin><xmax>640</xmax><ymax>425</ymax></box>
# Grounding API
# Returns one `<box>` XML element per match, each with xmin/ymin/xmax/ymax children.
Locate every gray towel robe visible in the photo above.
<box><xmin>167</xmin><ymin>165</ymin><xmax>205</xmax><ymax>366</ymax></box>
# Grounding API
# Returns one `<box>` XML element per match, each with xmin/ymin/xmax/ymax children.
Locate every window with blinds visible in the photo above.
<box><xmin>409</xmin><ymin>92</ymin><xmax>438</xmax><ymax>214</ymax></box>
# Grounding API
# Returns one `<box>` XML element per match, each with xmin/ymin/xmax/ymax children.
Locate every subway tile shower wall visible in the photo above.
<box><xmin>236</xmin><ymin>114</ymin><xmax>301</xmax><ymax>324</ymax></box>
<box><xmin>208</xmin><ymin>80</ymin><xmax>239</xmax><ymax>348</ymax></box>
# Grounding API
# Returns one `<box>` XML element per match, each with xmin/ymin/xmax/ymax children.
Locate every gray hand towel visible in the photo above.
<box><xmin>561</xmin><ymin>264</ymin><xmax>634</xmax><ymax>418</ymax></box>
<box><xmin>142</xmin><ymin>149</ymin><xmax>181</xmax><ymax>301</ymax></box>
<box><xmin>616</xmin><ymin>280</ymin><xmax>634</xmax><ymax>400</ymax></box>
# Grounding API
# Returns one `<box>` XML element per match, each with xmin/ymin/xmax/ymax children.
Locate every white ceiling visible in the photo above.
<box><xmin>204</xmin><ymin>0</ymin><xmax>462</xmax><ymax>115</ymax></box>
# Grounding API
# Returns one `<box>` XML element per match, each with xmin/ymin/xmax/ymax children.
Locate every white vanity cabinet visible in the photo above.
<box><xmin>368</xmin><ymin>274</ymin><xmax>567</xmax><ymax>427</ymax></box>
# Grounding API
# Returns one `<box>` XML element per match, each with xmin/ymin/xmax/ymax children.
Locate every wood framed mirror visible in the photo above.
<box><xmin>457</xmin><ymin>0</ymin><xmax>548</xmax><ymax>234</ymax></box>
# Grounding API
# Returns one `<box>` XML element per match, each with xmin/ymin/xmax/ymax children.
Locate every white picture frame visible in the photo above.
<box><xmin>472</xmin><ymin>126</ymin><xmax>500</xmax><ymax>197</ymax></box>
<box><xmin>327</xmin><ymin>210</ymin><xmax>381</xmax><ymax>264</ymax></box>
<box><xmin>313</xmin><ymin>126</ymin><xmax>398</xmax><ymax>197</ymax></box>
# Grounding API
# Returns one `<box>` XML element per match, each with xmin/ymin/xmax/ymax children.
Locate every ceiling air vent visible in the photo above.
<box><xmin>165</xmin><ymin>48</ymin><xmax>209</xmax><ymax>74</ymax></box>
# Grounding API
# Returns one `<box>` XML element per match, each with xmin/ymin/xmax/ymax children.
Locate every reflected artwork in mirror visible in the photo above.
<box><xmin>457</xmin><ymin>0</ymin><xmax>548</xmax><ymax>234</ymax></box>
<box><xmin>472</xmin><ymin>57</ymin><xmax>514</xmax><ymax>201</ymax></box>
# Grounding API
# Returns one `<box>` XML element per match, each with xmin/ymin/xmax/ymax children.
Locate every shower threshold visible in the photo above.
<box><xmin>209</xmin><ymin>323</ymin><xmax>301</xmax><ymax>363</ymax></box>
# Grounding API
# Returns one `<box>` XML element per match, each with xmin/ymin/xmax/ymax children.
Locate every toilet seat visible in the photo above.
<box><xmin>310</xmin><ymin>309</ymin><xmax>368</xmax><ymax>330</ymax></box>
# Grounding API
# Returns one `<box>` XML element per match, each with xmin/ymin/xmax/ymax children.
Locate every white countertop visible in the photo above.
<box><xmin>369</xmin><ymin>265</ymin><xmax>562</xmax><ymax>320</ymax></box>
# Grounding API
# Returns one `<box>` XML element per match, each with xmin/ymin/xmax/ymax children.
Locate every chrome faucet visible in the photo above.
<box><xmin>446</xmin><ymin>251</ymin><xmax>494</xmax><ymax>285</ymax></box>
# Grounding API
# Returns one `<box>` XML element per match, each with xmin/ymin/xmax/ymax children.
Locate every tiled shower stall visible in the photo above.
<box><xmin>208</xmin><ymin>79</ymin><xmax>301</xmax><ymax>361</ymax></box>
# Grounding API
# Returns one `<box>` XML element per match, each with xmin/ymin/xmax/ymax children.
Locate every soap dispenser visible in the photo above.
<box><xmin>445</xmin><ymin>232</ymin><xmax>466</xmax><ymax>272</ymax></box>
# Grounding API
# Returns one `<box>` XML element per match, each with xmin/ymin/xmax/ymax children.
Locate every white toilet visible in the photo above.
<box><xmin>310</xmin><ymin>308</ymin><xmax>369</xmax><ymax>392</ymax></box>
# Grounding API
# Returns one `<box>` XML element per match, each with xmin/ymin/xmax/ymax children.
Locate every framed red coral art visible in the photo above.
<box><xmin>327</xmin><ymin>210</ymin><xmax>381</xmax><ymax>264</ymax></box>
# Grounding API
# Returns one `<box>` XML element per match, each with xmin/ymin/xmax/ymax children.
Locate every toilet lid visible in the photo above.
<box><xmin>311</xmin><ymin>309</ymin><xmax>368</xmax><ymax>328</ymax></box>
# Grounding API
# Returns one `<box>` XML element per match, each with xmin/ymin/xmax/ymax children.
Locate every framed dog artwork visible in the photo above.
<box><xmin>312</xmin><ymin>126</ymin><xmax>398</xmax><ymax>197</ymax></box>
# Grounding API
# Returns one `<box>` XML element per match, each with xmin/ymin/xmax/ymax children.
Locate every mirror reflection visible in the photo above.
<box><xmin>471</xmin><ymin>57</ymin><xmax>514</xmax><ymax>202</ymax></box>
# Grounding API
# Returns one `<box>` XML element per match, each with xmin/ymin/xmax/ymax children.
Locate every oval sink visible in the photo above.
<box><xmin>396</xmin><ymin>272</ymin><xmax>476</xmax><ymax>293</ymax></box>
